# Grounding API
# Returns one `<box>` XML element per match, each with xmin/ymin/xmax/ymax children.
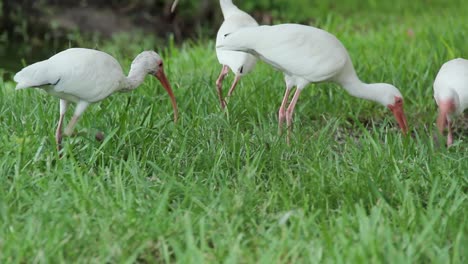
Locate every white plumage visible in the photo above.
<box><xmin>217</xmin><ymin>23</ymin><xmax>408</xmax><ymax>142</ymax></box>
<box><xmin>433</xmin><ymin>58</ymin><xmax>468</xmax><ymax>146</ymax></box>
<box><xmin>14</xmin><ymin>48</ymin><xmax>178</xmax><ymax>152</ymax></box>
<box><xmin>215</xmin><ymin>0</ymin><xmax>258</xmax><ymax>108</ymax></box>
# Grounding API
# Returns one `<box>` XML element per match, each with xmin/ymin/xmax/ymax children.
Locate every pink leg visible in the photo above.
<box><xmin>64</xmin><ymin>101</ymin><xmax>89</xmax><ymax>136</ymax></box>
<box><xmin>286</xmin><ymin>88</ymin><xmax>303</xmax><ymax>145</ymax></box>
<box><xmin>215</xmin><ymin>65</ymin><xmax>229</xmax><ymax>109</ymax></box>
<box><xmin>278</xmin><ymin>83</ymin><xmax>293</xmax><ymax>135</ymax></box>
<box><xmin>64</xmin><ymin>115</ymin><xmax>80</xmax><ymax>136</ymax></box>
<box><xmin>56</xmin><ymin>100</ymin><xmax>68</xmax><ymax>153</ymax></box>
<box><xmin>55</xmin><ymin>115</ymin><xmax>65</xmax><ymax>152</ymax></box>
<box><xmin>227</xmin><ymin>74</ymin><xmax>242</xmax><ymax>97</ymax></box>
<box><xmin>447</xmin><ymin>120</ymin><xmax>453</xmax><ymax>146</ymax></box>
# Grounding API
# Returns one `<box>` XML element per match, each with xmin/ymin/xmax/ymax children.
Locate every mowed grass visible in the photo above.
<box><xmin>0</xmin><ymin>2</ymin><xmax>467</xmax><ymax>263</ymax></box>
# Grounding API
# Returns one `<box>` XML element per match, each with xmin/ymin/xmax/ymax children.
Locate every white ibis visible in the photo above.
<box><xmin>14</xmin><ymin>48</ymin><xmax>178</xmax><ymax>151</ymax></box>
<box><xmin>215</xmin><ymin>0</ymin><xmax>258</xmax><ymax>108</ymax></box>
<box><xmin>433</xmin><ymin>58</ymin><xmax>468</xmax><ymax>146</ymax></box>
<box><xmin>217</xmin><ymin>23</ymin><xmax>408</xmax><ymax>142</ymax></box>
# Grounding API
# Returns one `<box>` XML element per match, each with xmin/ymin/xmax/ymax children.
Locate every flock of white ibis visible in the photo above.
<box><xmin>13</xmin><ymin>0</ymin><xmax>467</xmax><ymax>152</ymax></box>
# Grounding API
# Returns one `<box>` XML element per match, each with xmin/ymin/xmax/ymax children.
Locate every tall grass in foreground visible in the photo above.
<box><xmin>0</xmin><ymin>3</ymin><xmax>467</xmax><ymax>263</ymax></box>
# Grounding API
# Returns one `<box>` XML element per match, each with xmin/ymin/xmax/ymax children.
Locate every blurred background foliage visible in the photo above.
<box><xmin>0</xmin><ymin>0</ymin><xmax>466</xmax><ymax>71</ymax></box>
<box><xmin>1</xmin><ymin>0</ymin><xmax>465</xmax><ymax>42</ymax></box>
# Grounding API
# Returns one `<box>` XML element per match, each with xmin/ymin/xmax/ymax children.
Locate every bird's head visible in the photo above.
<box><xmin>132</xmin><ymin>51</ymin><xmax>164</xmax><ymax>75</ymax></box>
<box><xmin>375</xmin><ymin>84</ymin><xmax>408</xmax><ymax>133</ymax></box>
<box><xmin>132</xmin><ymin>51</ymin><xmax>178</xmax><ymax>122</ymax></box>
<box><xmin>216</xmin><ymin>33</ymin><xmax>234</xmax><ymax>50</ymax></box>
<box><xmin>216</xmin><ymin>27</ymin><xmax>257</xmax><ymax>55</ymax></box>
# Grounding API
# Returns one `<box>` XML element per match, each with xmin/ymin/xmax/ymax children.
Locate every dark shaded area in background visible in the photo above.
<box><xmin>2</xmin><ymin>0</ymin><xmax>212</xmax><ymax>41</ymax></box>
<box><xmin>0</xmin><ymin>0</ymin><xmax>278</xmax><ymax>44</ymax></box>
<box><xmin>0</xmin><ymin>0</ymin><xmax>464</xmax><ymax>72</ymax></box>
<box><xmin>0</xmin><ymin>1</ymin><xmax>204</xmax><ymax>59</ymax></box>
<box><xmin>0</xmin><ymin>0</ymin><xmax>279</xmax><ymax>71</ymax></box>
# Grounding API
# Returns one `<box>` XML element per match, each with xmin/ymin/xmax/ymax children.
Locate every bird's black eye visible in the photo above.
<box><xmin>158</xmin><ymin>61</ymin><xmax>163</xmax><ymax>67</ymax></box>
<box><xmin>224</xmin><ymin>33</ymin><xmax>231</xmax><ymax>37</ymax></box>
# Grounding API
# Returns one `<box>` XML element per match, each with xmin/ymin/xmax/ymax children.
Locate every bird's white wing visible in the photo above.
<box><xmin>16</xmin><ymin>48</ymin><xmax>125</xmax><ymax>102</ymax></box>
<box><xmin>219</xmin><ymin>24</ymin><xmax>349</xmax><ymax>82</ymax></box>
<box><xmin>14</xmin><ymin>60</ymin><xmax>61</xmax><ymax>90</ymax></box>
<box><xmin>434</xmin><ymin>58</ymin><xmax>468</xmax><ymax>111</ymax></box>
<box><xmin>56</xmin><ymin>49</ymin><xmax>123</xmax><ymax>99</ymax></box>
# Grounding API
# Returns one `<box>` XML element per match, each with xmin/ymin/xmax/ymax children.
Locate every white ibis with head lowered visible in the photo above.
<box><xmin>215</xmin><ymin>0</ymin><xmax>258</xmax><ymax>108</ymax></box>
<box><xmin>217</xmin><ymin>23</ymin><xmax>408</xmax><ymax>143</ymax></box>
<box><xmin>14</xmin><ymin>48</ymin><xmax>178</xmax><ymax>152</ymax></box>
<box><xmin>170</xmin><ymin>0</ymin><xmax>257</xmax><ymax>109</ymax></box>
<box><xmin>433</xmin><ymin>58</ymin><xmax>468</xmax><ymax>146</ymax></box>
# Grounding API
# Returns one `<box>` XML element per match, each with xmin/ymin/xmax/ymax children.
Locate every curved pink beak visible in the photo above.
<box><xmin>389</xmin><ymin>102</ymin><xmax>408</xmax><ymax>134</ymax></box>
<box><xmin>154</xmin><ymin>68</ymin><xmax>178</xmax><ymax>122</ymax></box>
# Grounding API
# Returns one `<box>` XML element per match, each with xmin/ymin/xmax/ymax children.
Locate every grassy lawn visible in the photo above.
<box><xmin>0</xmin><ymin>1</ymin><xmax>467</xmax><ymax>263</ymax></box>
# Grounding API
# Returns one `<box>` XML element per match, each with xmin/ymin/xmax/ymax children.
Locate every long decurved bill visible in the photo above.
<box><xmin>155</xmin><ymin>69</ymin><xmax>178</xmax><ymax>122</ymax></box>
<box><xmin>390</xmin><ymin>104</ymin><xmax>408</xmax><ymax>134</ymax></box>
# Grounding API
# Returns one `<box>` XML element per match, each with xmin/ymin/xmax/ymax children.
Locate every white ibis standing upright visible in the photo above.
<box><xmin>217</xmin><ymin>24</ymin><xmax>408</xmax><ymax>143</ymax></box>
<box><xmin>215</xmin><ymin>0</ymin><xmax>258</xmax><ymax>108</ymax></box>
<box><xmin>14</xmin><ymin>48</ymin><xmax>178</xmax><ymax>151</ymax></box>
<box><xmin>433</xmin><ymin>58</ymin><xmax>468</xmax><ymax>146</ymax></box>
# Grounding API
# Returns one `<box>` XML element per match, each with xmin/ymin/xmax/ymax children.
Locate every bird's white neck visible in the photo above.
<box><xmin>331</xmin><ymin>58</ymin><xmax>398</xmax><ymax>106</ymax></box>
<box><xmin>220</xmin><ymin>0</ymin><xmax>240</xmax><ymax>18</ymax></box>
<box><xmin>338</xmin><ymin>76</ymin><xmax>390</xmax><ymax>106</ymax></box>
<box><xmin>122</xmin><ymin>67</ymin><xmax>147</xmax><ymax>91</ymax></box>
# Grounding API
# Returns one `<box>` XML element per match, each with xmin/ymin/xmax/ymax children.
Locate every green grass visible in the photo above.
<box><xmin>0</xmin><ymin>2</ymin><xmax>467</xmax><ymax>263</ymax></box>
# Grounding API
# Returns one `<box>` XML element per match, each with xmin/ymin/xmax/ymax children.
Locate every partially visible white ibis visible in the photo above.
<box><xmin>217</xmin><ymin>23</ymin><xmax>408</xmax><ymax>143</ymax></box>
<box><xmin>215</xmin><ymin>0</ymin><xmax>258</xmax><ymax>108</ymax></box>
<box><xmin>171</xmin><ymin>0</ymin><xmax>179</xmax><ymax>13</ymax></box>
<box><xmin>14</xmin><ymin>48</ymin><xmax>178</xmax><ymax>151</ymax></box>
<box><xmin>433</xmin><ymin>58</ymin><xmax>468</xmax><ymax>146</ymax></box>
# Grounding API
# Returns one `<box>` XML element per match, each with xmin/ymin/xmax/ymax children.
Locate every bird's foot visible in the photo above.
<box><xmin>216</xmin><ymin>81</ymin><xmax>223</xmax><ymax>90</ymax></box>
<box><xmin>55</xmin><ymin>141</ymin><xmax>64</xmax><ymax>158</ymax></box>
<box><xmin>447</xmin><ymin>134</ymin><xmax>453</xmax><ymax>147</ymax></box>
<box><xmin>286</xmin><ymin>115</ymin><xmax>294</xmax><ymax>145</ymax></box>
<box><xmin>220</xmin><ymin>99</ymin><xmax>227</xmax><ymax>109</ymax></box>
<box><xmin>55</xmin><ymin>132</ymin><xmax>63</xmax><ymax>154</ymax></box>
<box><xmin>95</xmin><ymin>131</ymin><xmax>105</xmax><ymax>142</ymax></box>
<box><xmin>278</xmin><ymin>110</ymin><xmax>286</xmax><ymax>135</ymax></box>
<box><xmin>64</xmin><ymin>128</ymin><xmax>74</xmax><ymax>137</ymax></box>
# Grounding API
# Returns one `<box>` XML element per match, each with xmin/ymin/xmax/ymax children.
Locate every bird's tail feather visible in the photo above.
<box><xmin>15</xmin><ymin>82</ymin><xmax>36</xmax><ymax>90</ymax></box>
<box><xmin>13</xmin><ymin>60</ymin><xmax>52</xmax><ymax>90</ymax></box>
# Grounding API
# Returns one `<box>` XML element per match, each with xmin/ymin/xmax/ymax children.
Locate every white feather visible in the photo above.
<box><xmin>217</xmin><ymin>23</ymin><xmax>405</xmax><ymax>107</ymax></box>
<box><xmin>14</xmin><ymin>48</ymin><xmax>124</xmax><ymax>103</ymax></box>
<box><xmin>216</xmin><ymin>0</ymin><xmax>258</xmax><ymax>76</ymax></box>
<box><xmin>434</xmin><ymin>58</ymin><xmax>468</xmax><ymax>114</ymax></box>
